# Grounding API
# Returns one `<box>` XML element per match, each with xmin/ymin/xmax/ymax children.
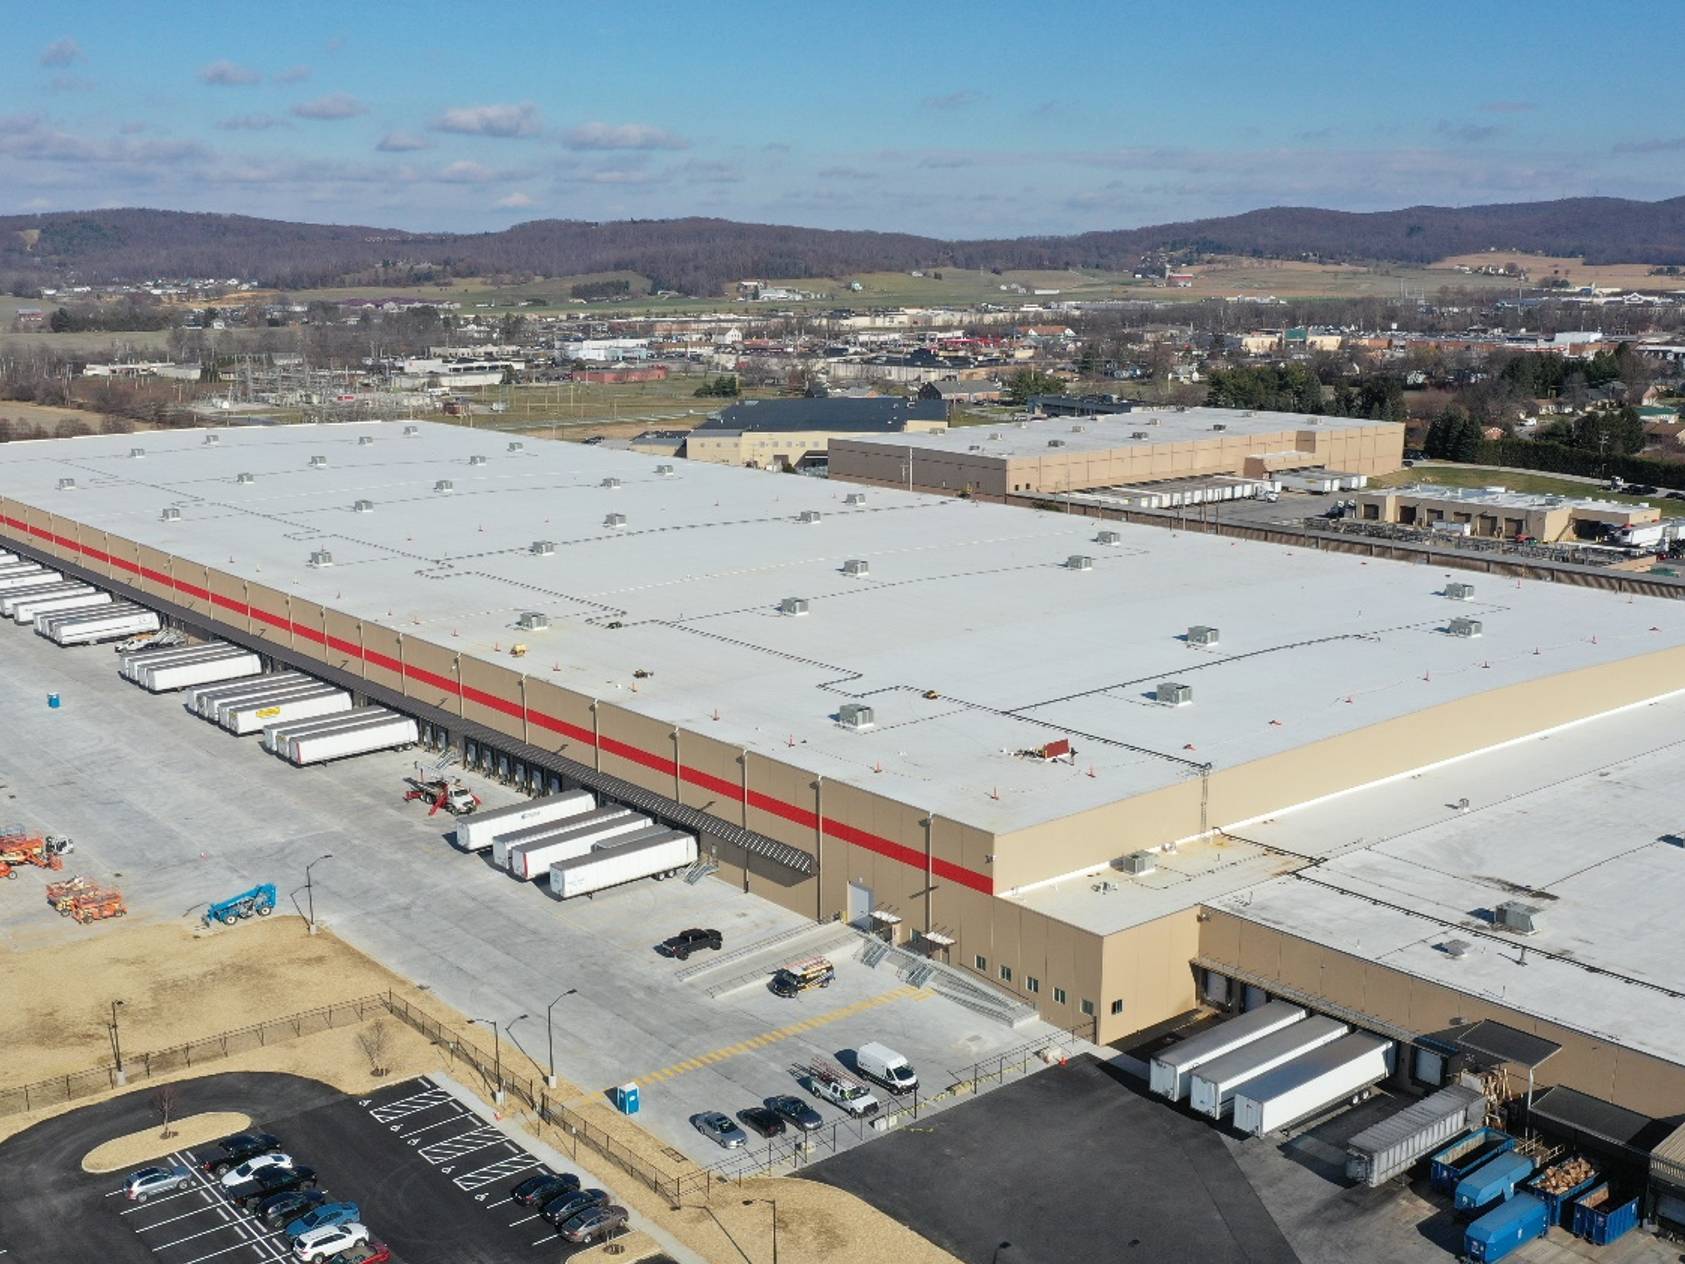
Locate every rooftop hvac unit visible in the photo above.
<box><xmin>603</xmin><ymin>512</ymin><xmax>627</xmax><ymax>528</ymax></box>
<box><xmin>57</xmin><ymin>477</ymin><xmax>76</xmax><ymax>491</ymax></box>
<box><xmin>357</xmin><ymin>435</ymin><xmax>375</xmax><ymax>446</ymax></box>
<box><xmin>837</xmin><ymin>702</ymin><xmax>875</xmax><ymax>731</ymax></box>
<box><xmin>1442</xmin><ymin>939</ymin><xmax>1472</xmax><ymax>959</ymax></box>
<box><xmin>1188</xmin><ymin>624</ymin><xmax>1220</xmax><ymax>646</ymax></box>
<box><xmin>1495</xmin><ymin>901</ymin><xmax>1539</xmax><ymax>934</ymax></box>
<box><xmin>602</xmin><ymin>477</ymin><xmax>621</xmax><ymax>490</ymax></box>
<box><xmin>129</xmin><ymin>447</ymin><xmax>145</xmax><ymax>459</ymax></box>
<box><xmin>516</xmin><ymin>611</ymin><xmax>550</xmax><ymax>631</ymax></box>
<box><xmin>202</xmin><ymin>433</ymin><xmax>220</xmax><ymax>445</ymax></box>
<box><xmin>1071</xmin><ymin>424</ymin><xmax>1086</xmax><ymax>433</ymax></box>
<box><xmin>797</xmin><ymin>510</ymin><xmax>822</xmax><ymax>524</ymax></box>
<box><xmin>1157</xmin><ymin>680</ymin><xmax>1192</xmax><ymax>706</ymax></box>
<box><xmin>779</xmin><ymin>596</ymin><xmax>810</xmax><ymax>617</ymax></box>
<box><xmin>1095</xmin><ymin>530</ymin><xmax>1122</xmax><ymax>546</ymax></box>
<box><xmin>844</xmin><ymin>492</ymin><xmax>866</xmax><ymax>506</ymax></box>
<box><xmin>1212</xmin><ymin>423</ymin><xmax>1228</xmax><ymax>431</ymax></box>
<box><xmin>353</xmin><ymin>499</ymin><xmax>374</xmax><ymax>513</ymax></box>
<box><xmin>969</xmin><ymin>444</ymin><xmax>983</xmax><ymax>452</ymax></box>
<box><xmin>159</xmin><ymin>507</ymin><xmax>181</xmax><ymax>522</ymax></box>
<box><xmin>989</xmin><ymin>432</ymin><xmax>1002</xmax><ymax>440</ymax></box>
<box><xmin>236</xmin><ymin>472</ymin><xmax>254</xmax><ymax>485</ymax></box>
<box><xmin>1065</xmin><ymin>554</ymin><xmax>1093</xmax><ymax>571</ymax></box>
<box><xmin>1048</xmin><ymin>439</ymin><xmax>1066</xmax><ymax>448</ymax></box>
<box><xmin>842</xmin><ymin>558</ymin><xmax>870</xmax><ymax>577</ymax></box>
<box><xmin>655</xmin><ymin>463</ymin><xmax>674</xmax><ymax>476</ymax></box>
<box><xmin>469</xmin><ymin>455</ymin><xmax>487</xmax><ymax>466</ymax></box>
<box><xmin>403</xmin><ymin>424</ymin><xmax>420</xmax><ymax>436</ymax></box>
<box><xmin>309</xmin><ymin>455</ymin><xmax>327</xmax><ymax>468</ymax></box>
<box><xmin>434</xmin><ymin>479</ymin><xmax>454</xmax><ymax>493</ymax></box>
<box><xmin>1120</xmin><ymin>850</ymin><xmax>1157</xmax><ymax>876</ymax></box>
<box><xmin>307</xmin><ymin>549</ymin><xmax>334</xmax><ymax>568</ymax></box>
<box><xmin>1445</xmin><ymin>582</ymin><xmax>1475</xmax><ymax>601</ymax></box>
<box><xmin>1447</xmin><ymin>617</ymin><xmax>1483</xmax><ymax>638</ymax></box>
<box><xmin>530</xmin><ymin>539</ymin><xmax>556</xmax><ymax>556</ymax></box>
<box><xmin>1131</xmin><ymin>431</ymin><xmax>1149</xmax><ymax>440</ymax></box>
<box><xmin>507</xmin><ymin>441</ymin><xmax>524</xmax><ymax>453</ymax></box>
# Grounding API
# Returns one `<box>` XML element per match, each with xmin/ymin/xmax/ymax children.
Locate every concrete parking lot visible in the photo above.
<box><xmin>0</xmin><ymin>1071</ymin><xmax>640</xmax><ymax>1264</ymax></box>
<box><xmin>0</xmin><ymin>625</ymin><xmax>1054</xmax><ymax>1167</ymax></box>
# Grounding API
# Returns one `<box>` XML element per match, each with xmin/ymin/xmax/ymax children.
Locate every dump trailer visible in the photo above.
<box><xmin>40</xmin><ymin>605</ymin><xmax>159</xmax><ymax>646</ymax></box>
<box><xmin>1230</xmin><ymin>1032</ymin><xmax>1394</xmax><ymax>1137</ymax></box>
<box><xmin>1465</xmin><ymin>1193</ymin><xmax>1548</xmax><ymax>1264</ymax></box>
<box><xmin>11</xmin><ymin>590</ymin><xmax>111</xmax><ymax>625</ymax></box>
<box><xmin>1525</xmin><ymin>1155</ymin><xmax>1601</xmax><ymax>1227</ymax></box>
<box><xmin>0</xmin><ymin>581</ymin><xmax>92</xmax><ymax>616</ymax></box>
<box><xmin>190</xmin><ymin>671</ymin><xmax>310</xmax><ymax>717</ymax></box>
<box><xmin>548</xmin><ymin>829</ymin><xmax>697</xmax><ymax>900</ymax></box>
<box><xmin>1569</xmin><ymin>1182</ymin><xmax>1641</xmax><ymax>1245</ymax></box>
<box><xmin>494</xmin><ymin>805</ymin><xmax>633</xmax><ymax>870</ymax></box>
<box><xmin>1344</xmin><ymin>1083</ymin><xmax>1485</xmax><ymax>1187</ymax></box>
<box><xmin>1149</xmin><ymin>1001</ymin><xmax>1308</xmax><ymax>1101</ymax></box>
<box><xmin>1189</xmin><ymin>1016</ymin><xmax>1347</xmax><ymax>1119</ymax></box>
<box><xmin>120</xmin><ymin>642</ymin><xmax>224</xmax><ymax>680</ymax></box>
<box><xmin>1456</xmin><ymin>1151</ymin><xmax>1535</xmax><ymax>1214</ymax></box>
<box><xmin>506</xmin><ymin>811</ymin><xmax>652</xmax><ymax>881</ymax></box>
<box><xmin>224</xmin><ymin>687</ymin><xmax>350</xmax><ymax>736</ymax></box>
<box><xmin>207</xmin><ymin>680</ymin><xmax>333</xmax><ymax>726</ymax></box>
<box><xmin>276</xmin><ymin>710</ymin><xmax>418</xmax><ymax>766</ymax></box>
<box><xmin>1430</xmin><ymin>1128</ymin><xmax>1516</xmax><ymax>1194</ymax></box>
<box><xmin>454</xmin><ymin>789</ymin><xmax>595</xmax><ymax>854</ymax></box>
<box><xmin>142</xmin><ymin>649</ymin><xmax>263</xmax><ymax>693</ymax></box>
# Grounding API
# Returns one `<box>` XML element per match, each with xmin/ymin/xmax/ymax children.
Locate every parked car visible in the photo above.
<box><xmin>855</xmin><ymin>1042</ymin><xmax>918</xmax><ymax>1095</ymax></box>
<box><xmin>540</xmin><ymin>1187</ymin><xmax>609</xmax><ymax>1229</ymax></box>
<box><xmin>736</xmin><ymin>1106</ymin><xmax>786</xmax><ymax>1138</ymax></box>
<box><xmin>765</xmin><ymin>1094</ymin><xmax>824</xmax><ymax>1133</ymax></box>
<box><xmin>255</xmin><ymin>1189</ymin><xmax>326</xmax><ymax>1230</ymax></box>
<box><xmin>658</xmin><ymin>927</ymin><xmax>723</xmax><ymax>960</ymax></box>
<box><xmin>228</xmin><ymin>1166</ymin><xmax>317</xmax><ymax>1208</ymax></box>
<box><xmin>291</xmin><ymin>1221</ymin><xmax>369</xmax><ymax>1262</ymax></box>
<box><xmin>510</xmin><ymin>1172</ymin><xmax>581</xmax><ymax>1207</ymax></box>
<box><xmin>769</xmin><ymin>956</ymin><xmax>834</xmax><ymax>998</ymax></box>
<box><xmin>692</xmin><ymin>1111</ymin><xmax>747</xmax><ymax>1149</ymax></box>
<box><xmin>201</xmin><ymin>1132</ymin><xmax>284</xmax><ymax>1177</ymax></box>
<box><xmin>221</xmin><ymin>1153</ymin><xmax>293</xmax><ymax>1187</ymax></box>
<box><xmin>560</xmin><ymin>1204</ymin><xmax>629</xmax><ymax>1244</ymax></box>
<box><xmin>807</xmin><ymin>1072</ymin><xmax>880</xmax><ymax>1118</ymax></box>
<box><xmin>123</xmin><ymin>1165</ymin><xmax>192</xmax><ymax>1202</ymax></box>
<box><xmin>285</xmin><ymin>1201</ymin><xmax>360</xmax><ymax>1240</ymax></box>
<box><xmin>320</xmin><ymin>1242</ymin><xmax>390</xmax><ymax>1264</ymax></box>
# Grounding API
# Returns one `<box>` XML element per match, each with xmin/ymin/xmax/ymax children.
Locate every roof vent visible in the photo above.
<box><xmin>1442</xmin><ymin>939</ymin><xmax>1472</xmax><ymax>959</ymax></box>
<box><xmin>844</xmin><ymin>492</ymin><xmax>866</xmax><ymax>506</ymax></box>
<box><xmin>1157</xmin><ymin>680</ymin><xmax>1192</xmax><ymax>706</ymax></box>
<box><xmin>357</xmin><ymin>435</ymin><xmax>375</xmax><ymax>446</ymax></box>
<box><xmin>797</xmin><ymin>510</ymin><xmax>822</xmax><ymax>524</ymax></box>
<box><xmin>353</xmin><ymin>499</ymin><xmax>374</xmax><ymax>513</ymax></box>
<box><xmin>1496</xmin><ymin>901</ymin><xmax>1539</xmax><ymax>934</ymax></box>
<box><xmin>842</xmin><ymin>558</ymin><xmax>870</xmax><ymax>577</ymax></box>
<box><xmin>1187</xmin><ymin>624</ymin><xmax>1220</xmax><ymax>647</ymax></box>
<box><xmin>434</xmin><ymin>479</ymin><xmax>454</xmax><ymax>493</ymax></box>
<box><xmin>403</xmin><ymin>424</ymin><xmax>420</xmax><ymax>436</ymax></box>
<box><xmin>603</xmin><ymin>512</ymin><xmax>627</xmax><ymax>529</ymax></box>
<box><xmin>837</xmin><ymin>702</ymin><xmax>875</xmax><ymax>731</ymax></box>
<box><xmin>129</xmin><ymin>447</ymin><xmax>145</xmax><ymax>459</ymax></box>
<box><xmin>601</xmin><ymin>477</ymin><xmax>621</xmax><ymax>490</ymax></box>
<box><xmin>1447</xmin><ymin>617</ymin><xmax>1483</xmax><ymax>638</ymax></box>
<box><xmin>1095</xmin><ymin>529</ymin><xmax>1121</xmax><ymax>546</ymax></box>
<box><xmin>779</xmin><ymin>596</ymin><xmax>810</xmax><ymax>617</ymax></box>
<box><xmin>530</xmin><ymin>539</ymin><xmax>556</xmax><ymax>556</ymax></box>
<box><xmin>160</xmin><ymin>507</ymin><xmax>181</xmax><ymax>522</ymax></box>
<box><xmin>1131</xmin><ymin>431</ymin><xmax>1149</xmax><ymax>440</ymax></box>
<box><xmin>235</xmin><ymin>472</ymin><xmax>254</xmax><ymax>485</ymax></box>
<box><xmin>507</xmin><ymin>441</ymin><xmax>524</xmax><ymax>453</ymax></box>
<box><xmin>1445</xmin><ymin>582</ymin><xmax>1475</xmax><ymax>601</ymax></box>
<box><xmin>655</xmin><ymin>463</ymin><xmax>674</xmax><ymax>476</ymax></box>
<box><xmin>516</xmin><ymin>610</ymin><xmax>550</xmax><ymax>631</ymax></box>
<box><xmin>1071</xmin><ymin>423</ymin><xmax>1086</xmax><ymax>433</ymax></box>
<box><xmin>1065</xmin><ymin>554</ymin><xmax>1093</xmax><ymax>571</ymax></box>
<box><xmin>468</xmin><ymin>454</ymin><xmax>487</xmax><ymax>466</ymax></box>
<box><xmin>968</xmin><ymin>444</ymin><xmax>983</xmax><ymax>452</ymax></box>
<box><xmin>57</xmin><ymin>477</ymin><xmax>76</xmax><ymax>491</ymax></box>
<box><xmin>202</xmin><ymin>433</ymin><xmax>220</xmax><ymax>445</ymax></box>
<box><xmin>1120</xmin><ymin>850</ymin><xmax>1157</xmax><ymax>876</ymax></box>
<box><xmin>989</xmin><ymin>432</ymin><xmax>1002</xmax><ymax>440</ymax></box>
<box><xmin>1048</xmin><ymin>439</ymin><xmax>1066</xmax><ymax>448</ymax></box>
<box><xmin>309</xmin><ymin>455</ymin><xmax>327</xmax><ymax>468</ymax></box>
<box><xmin>307</xmin><ymin>549</ymin><xmax>334</xmax><ymax>568</ymax></box>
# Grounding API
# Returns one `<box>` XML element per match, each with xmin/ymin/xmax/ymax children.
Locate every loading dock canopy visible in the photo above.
<box><xmin>1529</xmin><ymin>1085</ymin><xmax>1669</xmax><ymax>1157</ymax></box>
<box><xmin>1455</xmin><ymin>1020</ymin><xmax>1561</xmax><ymax>1071</ymax></box>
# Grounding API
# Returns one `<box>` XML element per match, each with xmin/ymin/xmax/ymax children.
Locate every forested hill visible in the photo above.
<box><xmin>5</xmin><ymin>196</ymin><xmax>1685</xmax><ymax>296</ymax></box>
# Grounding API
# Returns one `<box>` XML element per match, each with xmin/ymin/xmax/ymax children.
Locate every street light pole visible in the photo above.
<box><xmin>304</xmin><ymin>853</ymin><xmax>333</xmax><ymax>934</ymax></box>
<box><xmin>546</xmin><ymin>989</ymin><xmax>577</xmax><ymax>1089</ymax></box>
<box><xmin>110</xmin><ymin>999</ymin><xmax>126</xmax><ymax>1085</ymax></box>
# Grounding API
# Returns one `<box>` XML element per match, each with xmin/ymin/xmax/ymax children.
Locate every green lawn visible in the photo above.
<box><xmin>1372</xmin><ymin>464</ymin><xmax>1685</xmax><ymax>517</ymax></box>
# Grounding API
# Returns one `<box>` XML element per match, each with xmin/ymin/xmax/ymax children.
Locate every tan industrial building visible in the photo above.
<box><xmin>3</xmin><ymin>421</ymin><xmax>1683</xmax><ymax>1119</ymax></box>
<box><xmin>1353</xmin><ymin>483</ymin><xmax>1660</xmax><ymax>540</ymax></box>
<box><xmin>829</xmin><ymin>407</ymin><xmax>1405</xmax><ymax>497</ymax></box>
<box><xmin>684</xmin><ymin>396</ymin><xmax>948</xmax><ymax>471</ymax></box>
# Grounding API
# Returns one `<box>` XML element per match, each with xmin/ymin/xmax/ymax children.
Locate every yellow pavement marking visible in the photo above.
<box><xmin>615</xmin><ymin>985</ymin><xmax>923</xmax><ymax>1090</ymax></box>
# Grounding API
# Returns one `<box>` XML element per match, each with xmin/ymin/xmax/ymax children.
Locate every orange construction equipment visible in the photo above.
<box><xmin>0</xmin><ymin>860</ymin><xmax>14</xmax><ymax>880</ymax></box>
<box><xmin>46</xmin><ymin>875</ymin><xmax>97</xmax><ymax>912</ymax></box>
<box><xmin>67</xmin><ymin>885</ymin><xmax>126</xmax><ymax>924</ymax></box>
<box><xmin>0</xmin><ymin>827</ymin><xmax>73</xmax><ymax>871</ymax></box>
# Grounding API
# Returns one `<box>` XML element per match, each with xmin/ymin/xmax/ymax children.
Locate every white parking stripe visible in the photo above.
<box><xmin>167</xmin><ymin>1150</ymin><xmax>290</xmax><ymax>1264</ymax></box>
<box><xmin>151</xmin><ymin>1222</ymin><xmax>249</xmax><ymax>1251</ymax></box>
<box><xmin>530</xmin><ymin>1236</ymin><xmax>555</xmax><ymax>1246</ymax></box>
<box><xmin>484</xmin><ymin>1197</ymin><xmax>513</xmax><ymax>1209</ymax></box>
<box><xmin>131</xmin><ymin>1201</ymin><xmax>221</xmax><ymax>1231</ymax></box>
<box><xmin>508</xmin><ymin>1214</ymin><xmax>539</xmax><ymax>1226</ymax></box>
<box><xmin>175</xmin><ymin>1240</ymin><xmax>278</xmax><ymax>1264</ymax></box>
<box><xmin>398</xmin><ymin>1112</ymin><xmax>472</xmax><ymax>1138</ymax></box>
<box><xmin>121</xmin><ymin>1189</ymin><xmax>200</xmax><ymax>1215</ymax></box>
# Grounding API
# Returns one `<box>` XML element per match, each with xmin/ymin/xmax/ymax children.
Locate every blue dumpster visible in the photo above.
<box><xmin>1569</xmin><ymin>1182</ymin><xmax>1640</xmax><ymax>1245</ymax></box>
<box><xmin>1455</xmin><ymin>1151</ymin><xmax>1535</xmax><ymax>1215</ymax></box>
<box><xmin>1465</xmin><ymin>1193</ymin><xmax>1548</xmax><ymax>1263</ymax></box>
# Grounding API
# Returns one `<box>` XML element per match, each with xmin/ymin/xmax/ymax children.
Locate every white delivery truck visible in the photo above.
<box><xmin>142</xmin><ymin>648</ymin><xmax>264</xmax><ymax>693</ymax></box>
<box><xmin>1188</xmin><ymin>1016</ymin><xmax>1348</xmax><ymax>1119</ymax></box>
<box><xmin>39</xmin><ymin>605</ymin><xmax>159</xmax><ymax>646</ymax></box>
<box><xmin>506</xmin><ymin>811</ymin><xmax>652</xmax><ymax>881</ymax></box>
<box><xmin>1150</xmin><ymin>1001</ymin><xmax>1308</xmax><ymax>1101</ymax></box>
<box><xmin>453</xmin><ymin>789</ymin><xmax>595</xmax><ymax>854</ymax></box>
<box><xmin>280</xmin><ymin>710</ymin><xmax>418</xmax><ymax>766</ymax></box>
<box><xmin>223</xmin><ymin>687</ymin><xmax>350</xmax><ymax>735</ymax></box>
<box><xmin>548</xmin><ymin>829</ymin><xmax>697</xmax><ymax>900</ymax></box>
<box><xmin>1</xmin><ymin>581</ymin><xmax>91</xmax><ymax>617</ymax></box>
<box><xmin>1230</xmin><ymin>1033</ymin><xmax>1395</xmax><ymax>1137</ymax></box>
<box><xmin>855</xmin><ymin>1042</ymin><xmax>918</xmax><ymax>1095</ymax></box>
<box><xmin>494</xmin><ymin>805</ymin><xmax>632</xmax><ymax>870</ymax></box>
<box><xmin>9</xmin><ymin>590</ymin><xmax>110</xmax><ymax>625</ymax></box>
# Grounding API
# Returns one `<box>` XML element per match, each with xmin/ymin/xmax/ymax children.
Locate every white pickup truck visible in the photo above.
<box><xmin>806</xmin><ymin>1066</ymin><xmax>880</xmax><ymax>1118</ymax></box>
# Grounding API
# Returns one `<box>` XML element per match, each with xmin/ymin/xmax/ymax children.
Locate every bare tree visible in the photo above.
<box><xmin>153</xmin><ymin>1084</ymin><xmax>179</xmax><ymax>1139</ymax></box>
<box><xmin>356</xmin><ymin>1019</ymin><xmax>392</xmax><ymax>1078</ymax></box>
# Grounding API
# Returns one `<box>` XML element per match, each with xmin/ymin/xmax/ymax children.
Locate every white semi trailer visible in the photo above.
<box><xmin>1149</xmin><ymin>1001</ymin><xmax>1308</xmax><ymax>1101</ymax></box>
<box><xmin>0</xmin><ymin>567</ymin><xmax>59</xmax><ymax>590</ymax></box>
<box><xmin>223</xmin><ymin>687</ymin><xmax>350</xmax><ymax>735</ymax></box>
<box><xmin>1</xmin><ymin>582</ymin><xmax>92</xmax><ymax>617</ymax></box>
<box><xmin>1230</xmin><ymin>1033</ymin><xmax>1395</xmax><ymax>1137</ymax></box>
<box><xmin>493</xmin><ymin>805</ymin><xmax>632</xmax><ymax>869</ymax></box>
<box><xmin>548</xmin><ymin>829</ymin><xmax>697</xmax><ymax>900</ymax></box>
<box><xmin>454</xmin><ymin>789</ymin><xmax>595</xmax><ymax>854</ymax></box>
<box><xmin>141</xmin><ymin>649</ymin><xmax>263</xmax><ymax>693</ymax></box>
<box><xmin>505</xmin><ymin>810</ymin><xmax>653</xmax><ymax>881</ymax></box>
<box><xmin>189</xmin><ymin>672</ymin><xmax>310</xmax><ymax>717</ymax></box>
<box><xmin>39</xmin><ymin>605</ymin><xmax>160</xmax><ymax>646</ymax></box>
<box><xmin>121</xmin><ymin>642</ymin><xmax>220</xmax><ymax>680</ymax></box>
<box><xmin>271</xmin><ymin>710</ymin><xmax>418</xmax><ymax>766</ymax></box>
<box><xmin>206</xmin><ymin>680</ymin><xmax>332</xmax><ymax>725</ymax></box>
<box><xmin>1188</xmin><ymin>1016</ymin><xmax>1348</xmax><ymax>1119</ymax></box>
<box><xmin>10</xmin><ymin>590</ymin><xmax>111</xmax><ymax>624</ymax></box>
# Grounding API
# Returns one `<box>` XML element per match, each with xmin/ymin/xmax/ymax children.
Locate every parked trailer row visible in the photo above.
<box><xmin>224</xmin><ymin>686</ymin><xmax>350</xmax><ymax>735</ymax></box>
<box><xmin>1230</xmin><ymin>1032</ymin><xmax>1394</xmax><ymax>1137</ymax></box>
<box><xmin>508</xmin><ymin>810</ymin><xmax>654</xmax><ymax>881</ymax></box>
<box><xmin>1149</xmin><ymin>1001</ymin><xmax>1308</xmax><ymax>1101</ymax></box>
<box><xmin>1</xmin><ymin>581</ymin><xmax>92</xmax><ymax>617</ymax></box>
<box><xmin>39</xmin><ymin>605</ymin><xmax>160</xmax><ymax>646</ymax></box>
<box><xmin>460</xmin><ymin>789</ymin><xmax>595</xmax><ymax>855</ymax></box>
<box><xmin>121</xmin><ymin>642</ymin><xmax>217</xmax><ymax>679</ymax></box>
<box><xmin>0</xmin><ymin>566</ymin><xmax>60</xmax><ymax>590</ymax></box>
<box><xmin>204</xmin><ymin>679</ymin><xmax>331</xmax><ymax>726</ymax></box>
<box><xmin>189</xmin><ymin>671</ymin><xmax>311</xmax><ymax>717</ymax></box>
<box><xmin>548</xmin><ymin>828</ymin><xmax>697</xmax><ymax>899</ymax></box>
<box><xmin>1188</xmin><ymin>1015</ymin><xmax>1347</xmax><ymax>1119</ymax></box>
<box><xmin>11</xmin><ymin>590</ymin><xmax>111</xmax><ymax>625</ymax></box>
<box><xmin>1343</xmin><ymin>1083</ymin><xmax>1485</xmax><ymax>1187</ymax></box>
<box><xmin>141</xmin><ymin>648</ymin><xmax>263</xmax><ymax>693</ymax></box>
<box><xmin>264</xmin><ymin>708</ymin><xmax>418</xmax><ymax>766</ymax></box>
<box><xmin>494</xmin><ymin>804</ymin><xmax>629</xmax><ymax>870</ymax></box>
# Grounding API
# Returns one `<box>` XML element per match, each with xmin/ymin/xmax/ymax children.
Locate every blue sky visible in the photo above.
<box><xmin>4</xmin><ymin>0</ymin><xmax>1681</xmax><ymax>237</ymax></box>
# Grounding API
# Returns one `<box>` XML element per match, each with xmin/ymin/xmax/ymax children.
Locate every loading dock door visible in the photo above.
<box><xmin>848</xmin><ymin>881</ymin><xmax>873</xmax><ymax>931</ymax></box>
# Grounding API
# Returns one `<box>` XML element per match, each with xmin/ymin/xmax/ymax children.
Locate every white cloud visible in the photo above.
<box><xmin>199</xmin><ymin>59</ymin><xmax>261</xmax><ymax>86</ymax></box>
<box><xmin>216</xmin><ymin>113</ymin><xmax>291</xmax><ymax>132</ymax></box>
<box><xmin>497</xmin><ymin>192</ymin><xmax>536</xmax><ymax>208</ymax></box>
<box><xmin>562</xmin><ymin>121</ymin><xmax>687</xmax><ymax>151</ymax></box>
<box><xmin>376</xmin><ymin>130</ymin><xmax>432</xmax><ymax>153</ymax></box>
<box><xmin>432</xmin><ymin>103</ymin><xmax>542</xmax><ymax>138</ymax></box>
<box><xmin>274</xmin><ymin>65</ymin><xmax>312</xmax><ymax>84</ymax></box>
<box><xmin>438</xmin><ymin>160</ymin><xmax>495</xmax><ymax>183</ymax></box>
<box><xmin>39</xmin><ymin>37</ymin><xmax>83</xmax><ymax>67</ymax></box>
<box><xmin>291</xmin><ymin>93</ymin><xmax>367</xmax><ymax>120</ymax></box>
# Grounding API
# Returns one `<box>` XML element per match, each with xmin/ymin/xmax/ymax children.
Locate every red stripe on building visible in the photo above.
<box><xmin>746</xmin><ymin>789</ymin><xmax>818</xmax><ymax>830</ymax></box>
<box><xmin>292</xmin><ymin>623</ymin><xmax>326</xmax><ymax>644</ymax></box>
<box><xmin>461</xmin><ymin>683</ymin><xmax>524</xmax><ymax>721</ymax></box>
<box><xmin>599</xmin><ymin>734</ymin><xmax>677</xmax><ymax>777</ymax></box>
<box><xmin>680</xmin><ymin>765</ymin><xmax>743</xmax><ymax>801</ymax></box>
<box><xmin>404</xmin><ymin>664</ymin><xmax>459</xmax><ymax>695</ymax></box>
<box><xmin>527</xmin><ymin>709</ymin><xmax>595</xmax><ymax>745</ymax></box>
<box><xmin>325</xmin><ymin>635</ymin><xmax>361</xmax><ymax>658</ymax></box>
<box><xmin>250</xmin><ymin>607</ymin><xmax>289</xmax><ymax>630</ymax></box>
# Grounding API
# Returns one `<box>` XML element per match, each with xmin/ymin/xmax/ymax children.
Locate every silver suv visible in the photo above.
<box><xmin>123</xmin><ymin>1165</ymin><xmax>192</xmax><ymax>1202</ymax></box>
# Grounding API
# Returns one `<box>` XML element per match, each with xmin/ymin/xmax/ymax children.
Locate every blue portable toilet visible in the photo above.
<box><xmin>47</xmin><ymin>692</ymin><xmax>60</xmax><ymax>709</ymax></box>
<box><xmin>613</xmin><ymin>1082</ymin><xmax>640</xmax><ymax>1116</ymax></box>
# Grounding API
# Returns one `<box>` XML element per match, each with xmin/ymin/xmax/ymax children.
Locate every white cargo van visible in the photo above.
<box><xmin>855</xmin><ymin>1042</ymin><xmax>917</xmax><ymax>1095</ymax></box>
